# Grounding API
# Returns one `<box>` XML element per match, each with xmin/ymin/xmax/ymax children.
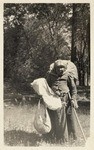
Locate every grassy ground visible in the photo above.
<box><xmin>4</xmin><ymin>102</ymin><xmax>90</xmax><ymax>147</ymax></box>
<box><xmin>4</xmin><ymin>81</ymin><xmax>90</xmax><ymax>146</ymax></box>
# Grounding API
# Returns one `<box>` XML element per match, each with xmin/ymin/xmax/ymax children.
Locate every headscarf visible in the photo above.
<box><xmin>54</xmin><ymin>59</ymin><xmax>68</xmax><ymax>69</ymax></box>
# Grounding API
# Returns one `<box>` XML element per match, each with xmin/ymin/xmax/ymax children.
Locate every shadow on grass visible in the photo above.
<box><xmin>77</xmin><ymin>101</ymin><xmax>90</xmax><ymax>115</ymax></box>
<box><xmin>4</xmin><ymin>130</ymin><xmax>42</xmax><ymax>146</ymax></box>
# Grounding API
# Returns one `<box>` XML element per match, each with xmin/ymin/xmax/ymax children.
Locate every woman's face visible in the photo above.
<box><xmin>55</xmin><ymin>65</ymin><xmax>66</xmax><ymax>76</ymax></box>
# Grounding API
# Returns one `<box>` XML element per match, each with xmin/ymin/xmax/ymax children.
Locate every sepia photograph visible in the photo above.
<box><xmin>3</xmin><ymin>3</ymin><xmax>90</xmax><ymax>147</ymax></box>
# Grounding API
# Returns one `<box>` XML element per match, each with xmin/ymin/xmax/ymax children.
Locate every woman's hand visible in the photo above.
<box><xmin>71</xmin><ymin>99</ymin><xmax>78</xmax><ymax>109</ymax></box>
<box><xmin>62</xmin><ymin>101</ymin><xmax>67</xmax><ymax>107</ymax></box>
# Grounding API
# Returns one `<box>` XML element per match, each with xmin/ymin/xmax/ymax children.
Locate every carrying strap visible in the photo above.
<box><xmin>38</xmin><ymin>100</ymin><xmax>40</xmax><ymax>109</ymax></box>
<box><xmin>38</xmin><ymin>99</ymin><xmax>47</xmax><ymax>110</ymax></box>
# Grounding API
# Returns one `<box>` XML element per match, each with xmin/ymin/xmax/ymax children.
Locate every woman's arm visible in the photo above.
<box><xmin>68</xmin><ymin>75</ymin><xmax>78</xmax><ymax>108</ymax></box>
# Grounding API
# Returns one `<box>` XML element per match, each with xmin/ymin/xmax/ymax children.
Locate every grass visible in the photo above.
<box><xmin>4</xmin><ymin>102</ymin><xmax>90</xmax><ymax>147</ymax></box>
<box><xmin>4</xmin><ymin>81</ymin><xmax>90</xmax><ymax>146</ymax></box>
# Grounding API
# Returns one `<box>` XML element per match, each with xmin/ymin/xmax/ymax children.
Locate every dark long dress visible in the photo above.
<box><xmin>46</xmin><ymin>71</ymin><xmax>78</xmax><ymax>142</ymax></box>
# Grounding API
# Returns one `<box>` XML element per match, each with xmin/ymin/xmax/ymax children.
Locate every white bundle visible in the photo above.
<box><xmin>34</xmin><ymin>100</ymin><xmax>51</xmax><ymax>134</ymax></box>
<box><xmin>31</xmin><ymin>78</ymin><xmax>62</xmax><ymax>110</ymax></box>
<box><xmin>66</xmin><ymin>60</ymin><xmax>78</xmax><ymax>80</ymax></box>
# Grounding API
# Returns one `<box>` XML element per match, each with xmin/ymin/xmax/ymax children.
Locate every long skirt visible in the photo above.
<box><xmin>47</xmin><ymin>94</ymin><xmax>77</xmax><ymax>142</ymax></box>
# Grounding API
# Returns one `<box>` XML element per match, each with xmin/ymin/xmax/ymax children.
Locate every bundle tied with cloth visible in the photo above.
<box><xmin>31</xmin><ymin>78</ymin><xmax>62</xmax><ymax>110</ymax></box>
<box><xmin>31</xmin><ymin>78</ymin><xmax>62</xmax><ymax>134</ymax></box>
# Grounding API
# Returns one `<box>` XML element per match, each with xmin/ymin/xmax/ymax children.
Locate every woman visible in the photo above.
<box><xmin>46</xmin><ymin>59</ymin><xmax>78</xmax><ymax>142</ymax></box>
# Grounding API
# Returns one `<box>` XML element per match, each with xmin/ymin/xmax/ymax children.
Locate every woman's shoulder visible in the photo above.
<box><xmin>62</xmin><ymin>71</ymin><xmax>75</xmax><ymax>82</ymax></box>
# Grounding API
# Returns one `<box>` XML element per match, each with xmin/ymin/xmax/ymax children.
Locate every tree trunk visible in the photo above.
<box><xmin>87</xmin><ymin>20</ymin><xmax>90</xmax><ymax>86</ymax></box>
<box><xmin>71</xmin><ymin>4</ymin><xmax>90</xmax><ymax>86</ymax></box>
<box><xmin>71</xmin><ymin>4</ymin><xmax>77</xmax><ymax>63</ymax></box>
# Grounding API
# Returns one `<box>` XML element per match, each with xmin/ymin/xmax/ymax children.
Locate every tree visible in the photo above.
<box><xmin>4</xmin><ymin>3</ymin><xmax>72</xmax><ymax>86</ymax></box>
<box><xmin>71</xmin><ymin>3</ymin><xmax>90</xmax><ymax>86</ymax></box>
<box><xmin>4</xmin><ymin>3</ymin><xmax>90</xmax><ymax>89</ymax></box>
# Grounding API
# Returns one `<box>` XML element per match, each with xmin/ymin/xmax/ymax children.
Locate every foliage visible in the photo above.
<box><xmin>4</xmin><ymin>3</ymin><xmax>72</xmax><ymax>89</ymax></box>
<box><xmin>4</xmin><ymin>3</ymin><xmax>90</xmax><ymax>89</ymax></box>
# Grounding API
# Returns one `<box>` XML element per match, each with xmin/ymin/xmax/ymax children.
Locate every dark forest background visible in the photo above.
<box><xmin>4</xmin><ymin>3</ymin><xmax>90</xmax><ymax>94</ymax></box>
